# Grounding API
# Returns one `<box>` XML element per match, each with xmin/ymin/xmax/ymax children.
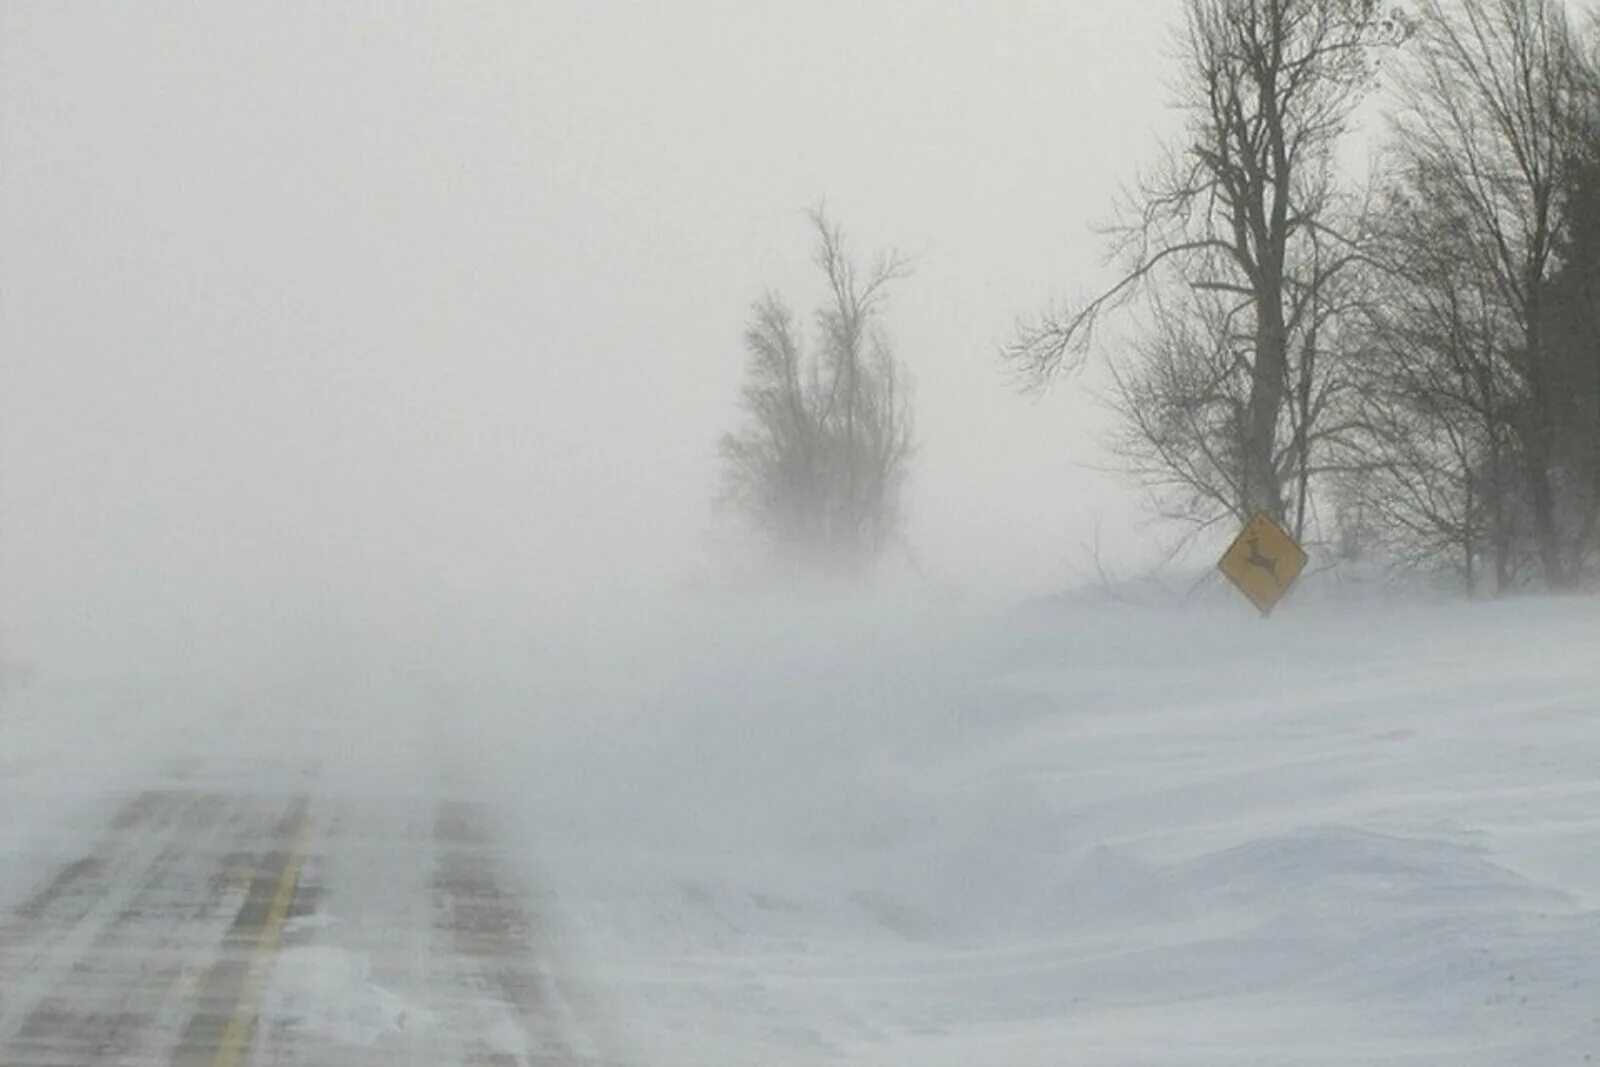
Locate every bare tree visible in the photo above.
<box><xmin>719</xmin><ymin>211</ymin><xmax>914</xmax><ymax>577</ymax></box>
<box><xmin>1391</xmin><ymin>0</ymin><xmax>1597</xmax><ymax>588</ymax></box>
<box><xmin>1336</xmin><ymin>159</ymin><xmax>1526</xmax><ymax>593</ymax></box>
<box><xmin>1007</xmin><ymin>0</ymin><xmax>1402</xmax><ymax>526</ymax></box>
<box><xmin>718</xmin><ymin>296</ymin><xmax>827</xmax><ymax>563</ymax></box>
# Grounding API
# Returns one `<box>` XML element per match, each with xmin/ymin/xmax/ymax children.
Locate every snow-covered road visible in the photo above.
<box><xmin>0</xmin><ymin>775</ymin><xmax>614</xmax><ymax>1066</ymax></box>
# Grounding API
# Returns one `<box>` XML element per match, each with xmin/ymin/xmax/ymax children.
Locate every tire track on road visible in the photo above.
<box><xmin>0</xmin><ymin>790</ymin><xmax>190</xmax><ymax>956</ymax></box>
<box><xmin>0</xmin><ymin>790</ymin><xmax>244</xmax><ymax>1065</ymax></box>
<box><xmin>433</xmin><ymin>801</ymin><xmax>608</xmax><ymax>1066</ymax></box>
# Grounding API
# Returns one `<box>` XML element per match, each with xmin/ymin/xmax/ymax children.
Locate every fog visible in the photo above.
<box><xmin>0</xmin><ymin>2</ymin><xmax>1188</xmax><ymax>673</ymax></box>
<box><xmin>8</xmin><ymin>8</ymin><xmax>1600</xmax><ymax>1062</ymax></box>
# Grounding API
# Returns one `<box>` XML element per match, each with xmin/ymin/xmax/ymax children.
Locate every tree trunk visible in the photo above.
<box><xmin>1523</xmin><ymin>304</ymin><xmax>1572</xmax><ymax>589</ymax></box>
<box><xmin>1244</xmin><ymin>294</ymin><xmax>1288</xmax><ymax>518</ymax></box>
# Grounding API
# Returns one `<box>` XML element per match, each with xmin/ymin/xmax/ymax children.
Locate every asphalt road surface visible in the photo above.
<box><xmin>0</xmin><ymin>778</ymin><xmax>615</xmax><ymax>1066</ymax></box>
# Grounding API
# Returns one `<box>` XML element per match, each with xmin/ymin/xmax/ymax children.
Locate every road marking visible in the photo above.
<box><xmin>209</xmin><ymin>807</ymin><xmax>313</xmax><ymax>1067</ymax></box>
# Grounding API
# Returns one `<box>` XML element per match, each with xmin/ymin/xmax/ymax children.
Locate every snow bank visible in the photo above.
<box><xmin>466</xmin><ymin>590</ymin><xmax>1600</xmax><ymax>1065</ymax></box>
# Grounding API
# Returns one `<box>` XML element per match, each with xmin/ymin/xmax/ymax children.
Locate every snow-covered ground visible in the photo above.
<box><xmin>472</xmin><ymin>588</ymin><xmax>1600</xmax><ymax>1065</ymax></box>
<box><xmin>3</xmin><ymin>585</ymin><xmax>1598</xmax><ymax>1064</ymax></box>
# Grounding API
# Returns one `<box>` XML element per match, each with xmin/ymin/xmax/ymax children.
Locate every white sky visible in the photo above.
<box><xmin>0</xmin><ymin>2</ymin><xmax>1182</xmax><ymax>658</ymax></box>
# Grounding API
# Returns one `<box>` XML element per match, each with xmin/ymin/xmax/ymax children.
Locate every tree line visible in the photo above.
<box><xmin>721</xmin><ymin>0</ymin><xmax>1599</xmax><ymax>595</ymax></box>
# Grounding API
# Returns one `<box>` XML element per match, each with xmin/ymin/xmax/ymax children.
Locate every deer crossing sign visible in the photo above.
<box><xmin>1217</xmin><ymin>513</ymin><xmax>1308</xmax><ymax>616</ymax></box>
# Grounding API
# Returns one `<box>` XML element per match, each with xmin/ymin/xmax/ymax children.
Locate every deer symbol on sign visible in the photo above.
<box><xmin>1244</xmin><ymin>535</ymin><xmax>1279</xmax><ymax>581</ymax></box>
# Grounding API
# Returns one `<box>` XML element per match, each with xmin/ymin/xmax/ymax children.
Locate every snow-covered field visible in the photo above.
<box><xmin>478</xmin><ymin>589</ymin><xmax>1600</xmax><ymax>1065</ymax></box>
<box><xmin>3</xmin><ymin>586</ymin><xmax>1598</xmax><ymax>1064</ymax></box>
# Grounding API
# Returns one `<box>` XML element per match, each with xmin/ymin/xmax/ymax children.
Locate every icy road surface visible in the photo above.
<box><xmin>3</xmin><ymin>587</ymin><xmax>1600</xmax><ymax>1064</ymax></box>
<box><xmin>0</xmin><ymin>774</ymin><xmax>614</xmax><ymax>1066</ymax></box>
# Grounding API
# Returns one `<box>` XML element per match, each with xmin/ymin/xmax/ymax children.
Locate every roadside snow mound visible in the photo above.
<box><xmin>477</xmin><ymin>592</ymin><xmax>1600</xmax><ymax>1065</ymax></box>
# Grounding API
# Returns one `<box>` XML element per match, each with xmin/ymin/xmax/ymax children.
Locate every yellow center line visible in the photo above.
<box><xmin>209</xmin><ymin>811</ymin><xmax>313</xmax><ymax>1067</ymax></box>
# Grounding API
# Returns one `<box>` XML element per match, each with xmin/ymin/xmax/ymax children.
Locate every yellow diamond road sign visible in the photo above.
<box><xmin>1218</xmin><ymin>513</ymin><xmax>1308</xmax><ymax>616</ymax></box>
